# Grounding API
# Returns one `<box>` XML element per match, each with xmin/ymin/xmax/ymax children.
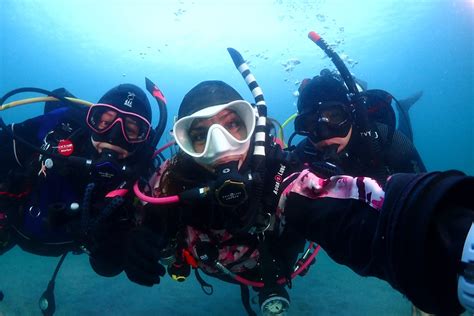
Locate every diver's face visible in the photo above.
<box><xmin>96</xmin><ymin>110</ymin><xmax>117</xmax><ymax>130</ymax></box>
<box><xmin>87</xmin><ymin>103</ymin><xmax>153</xmax><ymax>160</ymax></box>
<box><xmin>90</xmin><ymin>110</ymin><xmax>144</xmax><ymax>159</ymax></box>
<box><xmin>311</xmin><ymin>125</ymin><xmax>352</xmax><ymax>154</ymax></box>
<box><xmin>91</xmin><ymin>138</ymin><xmax>130</xmax><ymax>159</ymax></box>
<box><xmin>93</xmin><ymin>110</ymin><xmax>130</xmax><ymax>158</ymax></box>
<box><xmin>96</xmin><ymin>110</ymin><xmax>141</xmax><ymax>141</ymax></box>
<box><xmin>188</xmin><ymin>109</ymin><xmax>248</xmax><ymax>168</ymax></box>
<box><xmin>189</xmin><ymin>109</ymin><xmax>247</xmax><ymax>153</ymax></box>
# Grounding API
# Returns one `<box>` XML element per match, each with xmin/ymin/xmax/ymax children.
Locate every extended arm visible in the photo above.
<box><xmin>283</xmin><ymin>170</ymin><xmax>473</xmax><ymax>315</ymax></box>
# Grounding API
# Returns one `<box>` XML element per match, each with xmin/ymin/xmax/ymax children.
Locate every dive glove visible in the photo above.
<box><xmin>124</xmin><ymin>226</ymin><xmax>166</xmax><ymax>286</ymax></box>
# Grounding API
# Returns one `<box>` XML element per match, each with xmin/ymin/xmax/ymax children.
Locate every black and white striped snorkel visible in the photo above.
<box><xmin>227</xmin><ymin>48</ymin><xmax>267</xmax><ymax>169</ymax></box>
<box><xmin>227</xmin><ymin>47</ymin><xmax>268</xmax><ymax>234</ymax></box>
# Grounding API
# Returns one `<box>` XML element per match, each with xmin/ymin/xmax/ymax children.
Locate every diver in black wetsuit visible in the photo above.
<box><xmin>292</xmin><ymin>70</ymin><xmax>426</xmax><ymax>185</ymax></box>
<box><xmin>0</xmin><ymin>84</ymin><xmax>157</xmax><ymax>277</ymax></box>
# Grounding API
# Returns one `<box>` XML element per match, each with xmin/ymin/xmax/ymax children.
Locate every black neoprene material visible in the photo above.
<box><xmin>379</xmin><ymin>171</ymin><xmax>474</xmax><ymax>314</ymax></box>
<box><xmin>284</xmin><ymin>171</ymin><xmax>474</xmax><ymax>315</ymax></box>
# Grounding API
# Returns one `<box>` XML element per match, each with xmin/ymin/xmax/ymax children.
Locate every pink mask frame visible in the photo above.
<box><xmin>86</xmin><ymin>103</ymin><xmax>151</xmax><ymax>144</ymax></box>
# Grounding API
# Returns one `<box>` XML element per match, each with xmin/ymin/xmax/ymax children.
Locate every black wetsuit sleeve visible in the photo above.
<box><xmin>386</xmin><ymin>129</ymin><xmax>426</xmax><ymax>173</ymax></box>
<box><xmin>284</xmin><ymin>171</ymin><xmax>474</xmax><ymax>315</ymax></box>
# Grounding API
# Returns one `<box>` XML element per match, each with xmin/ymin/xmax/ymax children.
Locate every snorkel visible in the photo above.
<box><xmin>226</xmin><ymin>48</ymin><xmax>267</xmax><ymax>168</ymax></box>
<box><xmin>307</xmin><ymin>31</ymin><xmax>360</xmax><ymax>97</ymax></box>
<box><xmin>145</xmin><ymin>77</ymin><xmax>168</xmax><ymax>150</ymax></box>
<box><xmin>286</xmin><ymin>31</ymin><xmax>369</xmax><ymax>148</ymax></box>
<box><xmin>226</xmin><ymin>47</ymin><xmax>271</xmax><ymax>234</ymax></box>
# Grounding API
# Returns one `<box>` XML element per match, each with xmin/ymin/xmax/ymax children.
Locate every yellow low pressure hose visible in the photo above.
<box><xmin>0</xmin><ymin>96</ymin><xmax>93</xmax><ymax>111</ymax></box>
<box><xmin>278</xmin><ymin>113</ymin><xmax>297</xmax><ymax>147</ymax></box>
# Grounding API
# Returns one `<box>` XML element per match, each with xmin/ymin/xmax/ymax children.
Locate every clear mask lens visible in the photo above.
<box><xmin>173</xmin><ymin>100</ymin><xmax>256</xmax><ymax>162</ymax></box>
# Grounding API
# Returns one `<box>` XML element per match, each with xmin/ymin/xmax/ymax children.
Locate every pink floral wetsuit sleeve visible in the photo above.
<box><xmin>276</xmin><ymin>169</ymin><xmax>385</xmax><ymax>219</ymax></box>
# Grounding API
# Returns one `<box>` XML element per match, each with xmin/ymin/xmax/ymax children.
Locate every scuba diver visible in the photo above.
<box><xmin>290</xmin><ymin>32</ymin><xmax>430</xmax><ymax>315</ymax></box>
<box><xmin>128</xmin><ymin>47</ymin><xmax>319</xmax><ymax>316</ymax></box>
<box><xmin>0</xmin><ymin>83</ymin><xmax>156</xmax><ymax>269</ymax></box>
<box><xmin>289</xmin><ymin>34</ymin><xmax>426</xmax><ymax>185</ymax></box>
<box><xmin>0</xmin><ymin>81</ymin><xmax>166</xmax><ymax>315</ymax></box>
<box><xmin>129</xmin><ymin>80</ymin><xmax>312</xmax><ymax>316</ymax></box>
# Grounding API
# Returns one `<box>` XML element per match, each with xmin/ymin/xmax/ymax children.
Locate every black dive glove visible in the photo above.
<box><xmin>88</xmin><ymin>231</ymin><xmax>128</xmax><ymax>278</ymax></box>
<box><xmin>124</xmin><ymin>226</ymin><xmax>166</xmax><ymax>286</ymax></box>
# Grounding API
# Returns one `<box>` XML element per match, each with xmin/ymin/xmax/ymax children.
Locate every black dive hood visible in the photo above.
<box><xmin>0</xmin><ymin>78</ymin><xmax>168</xmax><ymax>185</ymax></box>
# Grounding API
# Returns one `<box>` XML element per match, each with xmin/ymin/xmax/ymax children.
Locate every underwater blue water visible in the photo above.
<box><xmin>0</xmin><ymin>0</ymin><xmax>473</xmax><ymax>315</ymax></box>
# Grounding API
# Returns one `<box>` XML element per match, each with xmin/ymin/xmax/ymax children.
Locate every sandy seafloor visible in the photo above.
<box><xmin>2</xmin><ymin>244</ymin><xmax>467</xmax><ymax>316</ymax></box>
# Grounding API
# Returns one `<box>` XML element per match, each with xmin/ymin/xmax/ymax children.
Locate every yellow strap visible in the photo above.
<box><xmin>0</xmin><ymin>96</ymin><xmax>93</xmax><ymax>111</ymax></box>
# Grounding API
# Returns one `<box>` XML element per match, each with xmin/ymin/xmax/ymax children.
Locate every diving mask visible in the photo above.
<box><xmin>173</xmin><ymin>100</ymin><xmax>257</xmax><ymax>166</ymax></box>
<box><xmin>295</xmin><ymin>101</ymin><xmax>353</xmax><ymax>143</ymax></box>
<box><xmin>87</xmin><ymin>103</ymin><xmax>151</xmax><ymax>144</ymax></box>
